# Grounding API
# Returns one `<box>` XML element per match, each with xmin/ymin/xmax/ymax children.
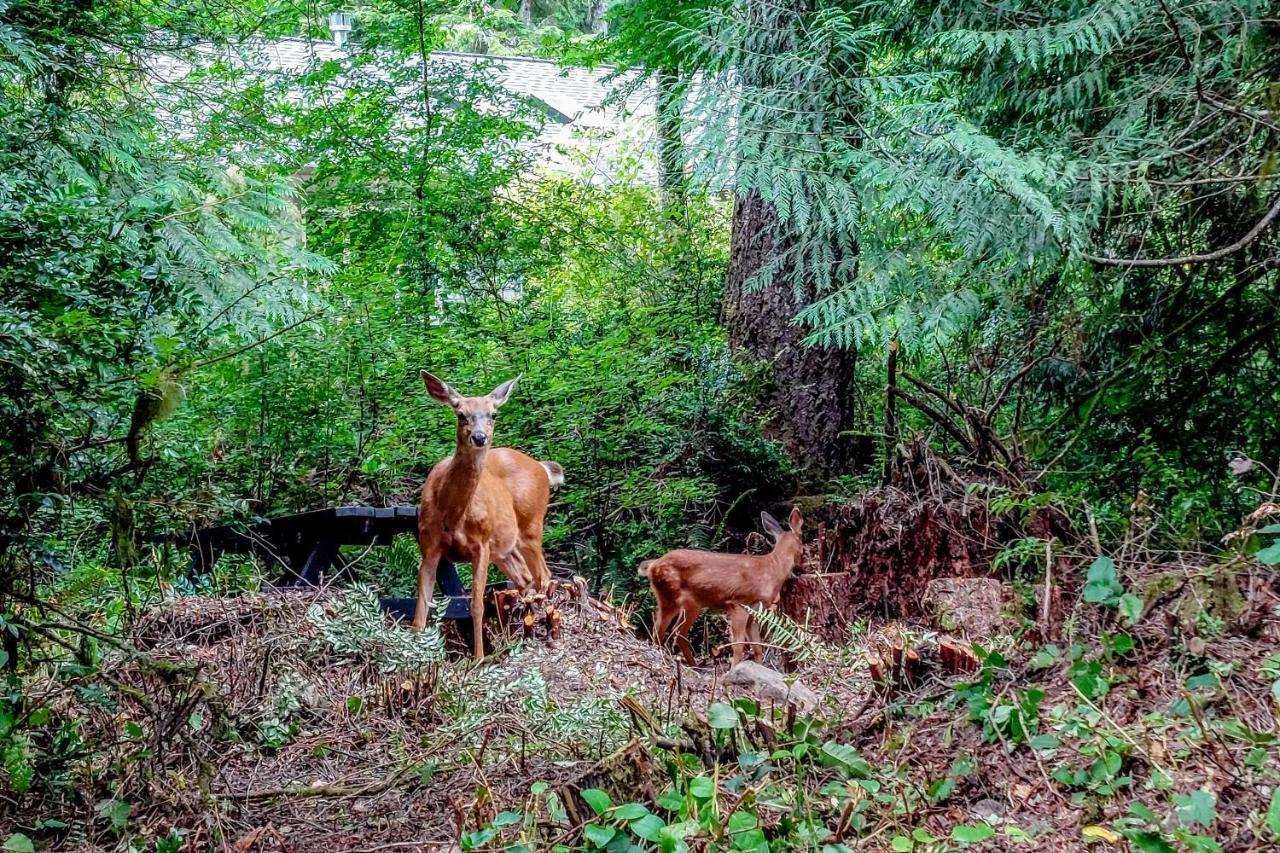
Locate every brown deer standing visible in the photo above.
<box><xmin>639</xmin><ymin>508</ymin><xmax>804</xmax><ymax>666</ymax></box>
<box><xmin>412</xmin><ymin>372</ymin><xmax>563</xmax><ymax>661</ymax></box>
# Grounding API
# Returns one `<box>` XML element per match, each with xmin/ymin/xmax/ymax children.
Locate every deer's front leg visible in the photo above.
<box><xmin>413</xmin><ymin>540</ymin><xmax>442</xmax><ymax>632</ymax></box>
<box><xmin>470</xmin><ymin>543</ymin><xmax>491</xmax><ymax>662</ymax></box>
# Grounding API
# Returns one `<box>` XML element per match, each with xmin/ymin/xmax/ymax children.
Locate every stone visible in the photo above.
<box><xmin>921</xmin><ymin>577</ymin><xmax>1008</xmax><ymax>638</ymax></box>
<box><xmin>723</xmin><ymin>661</ymin><xmax>820</xmax><ymax>714</ymax></box>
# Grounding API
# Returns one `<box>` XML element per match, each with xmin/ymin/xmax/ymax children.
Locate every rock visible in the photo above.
<box><xmin>971</xmin><ymin>798</ymin><xmax>1006</xmax><ymax>821</ymax></box>
<box><xmin>921</xmin><ymin>577</ymin><xmax>1008</xmax><ymax>638</ymax></box>
<box><xmin>723</xmin><ymin>661</ymin><xmax>819</xmax><ymax>714</ymax></box>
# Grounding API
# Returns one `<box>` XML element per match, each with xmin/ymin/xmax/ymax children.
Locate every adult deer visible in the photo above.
<box><xmin>412</xmin><ymin>372</ymin><xmax>563</xmax><ymax>661</ymax></box>
<box><xmin>640</xmin><ymin>508</ymin><xmax>804</xmax><ymax>666</ymax></box>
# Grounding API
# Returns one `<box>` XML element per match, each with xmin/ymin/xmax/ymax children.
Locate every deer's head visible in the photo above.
<box><xmin>760</xmin><ymin>507</ymin><xmax>804</xmax><ymax>572</ymax></box>
<box><xmin>421</xmin><ymin>371</ymin><xmax>519</xmax><ymax>450</ymax></box>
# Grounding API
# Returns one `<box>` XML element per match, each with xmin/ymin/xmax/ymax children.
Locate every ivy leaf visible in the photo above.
<box><xmin>2</xmin><ymin>835</ymin><xmax>34</xmax><ymax>853</ymax></box>
<box><xmin>1255</xmin><ymin>541</ymin><xmax>1280</xmax><ymax>565</ymax></box>
<box><xmin>951</xmin><ymin>823</ymin><xmax>994</xmax><ymax>843</ymax></box>
<box><xmin>1265</xmin><ymin>787</ymin><xmax>1280</xmax><ymax>839</ymax></box>
<box><xmin>1174</xmin><ymin>788</ymin><xmax>1216</xmax><ymax>827</ymax></box>
<box><xmin>630</xmin><ymin>814</ymin><xmax>666</xmax><ymax>841</ymax></box>
<box><xmin>580</xmin><ymin>788</ymin><xmax>611</xmax><ymax>815</ymax></box>
<box><xmin>1119</xmin><ymin>594</ymin><xmax>1143</xmax><ymax>625</ymax></box>
<box><xmin>688</xmin><ymin>776</ymin><xmax>715</xmax><ymax>799</ymax></box>
<box><xmin>613</xmin><ymin>802</ymin><xmax>648</xmax><ymax>820</ymax></box>
<box><xmin>707</xmin><ymin>702</ymin><xmax>739</xmax><ymax>729</ymax></box>
<box><xmin>1083</xmin><ymin>556</ymin><xmax>1123</xmax><ymax>604</ymax></box>
<box><xmin>582</xmin><ymin>823</ymin><xmax>616</xmax><ymax>848</ymax></box>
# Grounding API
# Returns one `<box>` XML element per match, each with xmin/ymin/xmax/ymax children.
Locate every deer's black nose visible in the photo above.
<box><xmin>470</xmin><ymin>431</ymin><xmax>488</xmax><ymax>447</ymax></box>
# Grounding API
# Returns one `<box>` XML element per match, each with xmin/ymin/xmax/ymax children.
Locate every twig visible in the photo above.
<box><xmin>1088</xmin><ymin>193</ymin><xmax>1280</xmax><ymax>267</ymax></box>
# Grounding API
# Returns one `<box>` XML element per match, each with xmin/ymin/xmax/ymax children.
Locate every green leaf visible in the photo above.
<box><xmin>727</xmin><ymin>810</ymin><xmax>757</xmax><ymax>832</ymax></box>
<box><xmin>707</xmin><ymin>702</ymin><xmax>739</xmax><ymax>729</ymax></box>
<box><xmin>1083</xmin><ymin>556</ymin><xmax>1123</xmax><ymax>604</ymax></box>
<box><xmin>580</xmin><ymin>788</ymin><xmax>611</xmax><ymax>815</ymax></box>
<box><xmin>688</xmin><ymin>776</ymin><xmax>715</xmax><ymax>799</ymax></box>
<box><xmin>631</xmin><ymin>814</ymin><xmax>666</xmax><ymax>842</ymax></box>
<box><xmin>2</xmin><ymin>835</ymin><xmax>34</xmax><ymax>853</ymax></box>
<box><xmin>614</xmin><ymin>802</ymin><xmax>648</xmax><ymax>820</ymax></box>
<box><xmin>890</xmin><ymin>837</ymin><xmax>913</xmax><ymax>852</ymax></box>
<box><xmin>1255</xmin><ymin>542</ymin><xmax>1280</xmax><ymax>565</ymax></box>
<box><xmin>583</xmin><ymin>824</ymin><xmax>616</xmax><ymax>848</ymax></box>
<box><xmin>951</xmin><ymin>823</ymin><xmax>995</xmax><ymax>843</ymax></box>
<box><xmin>1127</xmin><ymin>832</ymin><xmax>1176</xmax><ymax>853</ymax></box>
<box><xmin>492</xmin><ymin>810</ymin><xmax>522</xmax><ymax>827</ymax></box>
<box><xmin>346</xmin><ymin>695</ymin><xmax>363</xmax><ymax>714</ymax></box>
<box><xmin>1029</xmin><ymin>734</ymin><xmax>1059</xmax><ymax>750</ymax></box>
<box><xmin>1174</xmin><ymin>788</ymin><xmax>1216</xmax><ymax>827</ymax></box>
<box><xmin>1265</xmin><ymin>786</ymin><xmax>1280</xmax><ymax>839</ymax></box>
<box><xmin>1119</xmin><ymin>594</ymin><xmax>1143</xmax><ymax>625</ymax></box>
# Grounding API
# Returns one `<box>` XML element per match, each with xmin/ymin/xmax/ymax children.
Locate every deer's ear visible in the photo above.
<box><xmin>761</xmin><ymin>511</ymin><xmax>783</xmax><ymax>539</ymax></box>
<box><xmin>421</xmin><ymin>371</ymin><xmax>460</xmax><ymax>408</ymax></box>
<box><xmin>488</xmin><ymin>374</ymin><xmax>521</xmax><ymax>408</ymax></box>
<box><xmin>789</xmin><ymin>507</ymin><xmax>803</xmax><ymax>535</ymax></box>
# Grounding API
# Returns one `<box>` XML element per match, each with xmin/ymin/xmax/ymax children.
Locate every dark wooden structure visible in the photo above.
<box><xmin>177</xmin><ymin>505</ymin><xmax>507</xmax><ymax>620</ymax></box>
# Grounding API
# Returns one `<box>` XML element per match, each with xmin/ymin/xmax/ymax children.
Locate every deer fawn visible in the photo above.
<box><xmin>640</xmin><ymin>508</ymin><xmax>803</xmax><ymax>666</ymax></box>
<box><xmin>412</xmin><ymin>372</ymin><xmax>563</xmax><ymax>661</ymax></box>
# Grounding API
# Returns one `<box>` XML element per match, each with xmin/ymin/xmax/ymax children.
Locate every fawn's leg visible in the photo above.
<box><xmin>652</xmin><ymin>596</ymin><xmax>678</xmax><ymax>647</ymax></box>
<box><xmin>672</xmin><ymin>603</ymin><xmax>701</xmax><ymax>666</ymax></box>
<box><xmin>727</xmin><ymin>605</ymin><xmax>750</xmax><ymax>667</ymax></box>
<box><xmin>412</xmin><ymin>541</ymin><xmax>442</xmax><ymax>631</ymax></box>
<box><xmin>747</xmin><ymin>611</ymin><xmax>765</xmax><ymax>661</ymax></box>
<box><xmin>470</xmin><ymin>543</ymin><xmax>491</xmax><ymax>662</ymax></box>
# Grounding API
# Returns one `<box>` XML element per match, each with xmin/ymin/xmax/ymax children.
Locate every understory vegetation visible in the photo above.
<box><xmin>2</xmin><ymin>0</ymin><xmax>1279</xmax><ymax>849</ymax></box>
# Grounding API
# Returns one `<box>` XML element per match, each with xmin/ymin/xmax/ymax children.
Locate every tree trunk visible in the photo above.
<box><xmin>656</xmin><ymin>69</ymin><xmax>685</xmax><ymax>212</ymax></box>
<box><xmin>519</xmin><ymin>0</ymin><xmax>533</xmax><ymax>28</ymax></box>
<box><xmin>722</xmin><ymin>191</ymin><xmax>859</xmax><ymax>478</ymax></box>
<box><xmin>585</xmin><ymin>0</ymin><xmax>607</xmax><ymax>35</ymax></box>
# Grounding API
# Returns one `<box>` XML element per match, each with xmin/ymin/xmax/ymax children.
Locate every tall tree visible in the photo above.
<box><xmin>723</xmin><ymin>192</ymin><xmax>858</xmax><ymax>473</ymax></box>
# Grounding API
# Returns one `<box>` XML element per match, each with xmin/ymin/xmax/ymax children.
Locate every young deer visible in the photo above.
<box><xmin>412</xmin><ymin>372</ymin><xmax>563</xmax><ymax>661</ymax></box>
<box><xmin>640</xmin><ymin>508</ymin><xmax>804</xmax><ymax>666</ymax></box>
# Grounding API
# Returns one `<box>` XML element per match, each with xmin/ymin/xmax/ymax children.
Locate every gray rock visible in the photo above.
<box><xmin>723</xmin><ymin>661</ymin><xmax>820</xmax><ymax>714</ymax></box>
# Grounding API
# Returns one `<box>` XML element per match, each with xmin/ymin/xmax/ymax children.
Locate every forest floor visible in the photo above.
<box><xmin>14</xmin><ymin>547</ymin><xmax>1280</xmax><ymax>851</ymax></box>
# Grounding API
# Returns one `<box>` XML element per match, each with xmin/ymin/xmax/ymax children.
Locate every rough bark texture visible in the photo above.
<box><xmin>723</xmin><ymin>191</ymin><xmax>859</xmax><ymax>477</ymax></box>
<box><xmin>779</xmin><ymin>440</ymin><xmax>1073</xmax><ymax>634</ymax></box>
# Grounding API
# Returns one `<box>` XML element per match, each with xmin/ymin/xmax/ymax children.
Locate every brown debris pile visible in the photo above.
<box><xmin>783</xmin><ymin>439</ymin><xmax>1069</xmax><ymax>633</ymax></box>
<box><xmin>11</xmin><ymin>586</ymin><xmax>733</xmax><ymax>851</ymax></box>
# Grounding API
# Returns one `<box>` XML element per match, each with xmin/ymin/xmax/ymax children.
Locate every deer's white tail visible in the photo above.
<box><xmin>541</xmin><ymin>461</ymin><xmax>565</xmax><ymax>489</ymax></box>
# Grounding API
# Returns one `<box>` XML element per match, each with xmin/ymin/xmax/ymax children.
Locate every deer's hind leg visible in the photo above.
<box><xmin>670</xmin><ymin>601</ymin><xmax>701</xmax><ymax>666</ymax></box>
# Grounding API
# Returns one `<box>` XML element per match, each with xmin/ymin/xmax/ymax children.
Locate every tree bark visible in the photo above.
<box><xmin>519</xmin><ymin>0</ymin><xmax>533</xmax><ymax>28</ymax></box>
<box><xmin>722</xmin><ymin>192</ymin><xmax>859</xmax><ymax>477</ymax></box>
<box><xmin>585</xmin><ymin>0</ymin><xmax>608</xmax><ymax>35</ymax></box>
<box><xmin>656</xmin><ymin>69</ymin><xmax>685</xmax><ymax>212</ymax></box>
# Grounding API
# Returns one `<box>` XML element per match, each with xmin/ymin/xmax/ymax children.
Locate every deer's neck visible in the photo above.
<box><xmin>440</xmin><ymin>443</ymin><xmax>487</xmax><ymax>522</ymax></box>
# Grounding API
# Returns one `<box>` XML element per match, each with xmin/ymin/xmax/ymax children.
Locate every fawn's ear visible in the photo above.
<box><xmin>421</xmin><ymin>371</ymin><xmax>460</xmax><ymax>408</ymax></box>
<box><xmin>789</xmin><ymin>507</ymin><xmax>803</xmax><ymax>535</ymax></box>
<box><xmin>761</xmin><ymin>511</ymin><xmax>784</xmax><ymax>539</ymax></box>
<box><xmin>488</xmin><ymin>374</ymin><xmax>521</xmax><ymax>407</ymax></box>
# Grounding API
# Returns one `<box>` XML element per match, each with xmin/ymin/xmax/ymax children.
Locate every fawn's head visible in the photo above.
<box><xmin>760</xmin><ymin>507</ymin><xmax>804</xmax><ymax>571</ymax></box>
<box><xmin>421</xmin><ymin>371</ymin><xmax>520</xmax><ymax>450</ymax></box>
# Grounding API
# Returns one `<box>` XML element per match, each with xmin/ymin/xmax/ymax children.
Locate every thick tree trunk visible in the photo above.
<box><xmin>722</xmin><ymin>192</ymin><xmax>859</xmax><ymax>477</ymax></box>
<box><xmin>519</xmin><ymin>0</ymin><xmax>533</xmax><ymax>28</ymax></box>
